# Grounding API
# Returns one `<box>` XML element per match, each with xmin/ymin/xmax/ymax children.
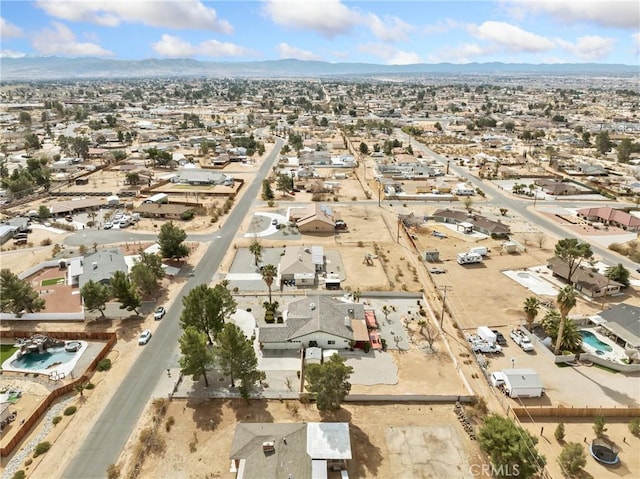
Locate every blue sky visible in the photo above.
<box><xmin>1</xmin><ymin>1</ymin><xmax>639</xmax><ymax>64</ymax></box>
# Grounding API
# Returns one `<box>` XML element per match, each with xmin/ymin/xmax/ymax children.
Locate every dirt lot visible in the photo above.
<box><xmin>112</xmin><ymin>400</ymin><xmax>491</xmax><ymax>479</ymax></box>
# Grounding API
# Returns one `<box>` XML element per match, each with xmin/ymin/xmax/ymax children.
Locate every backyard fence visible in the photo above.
<box><xmin>511</xmin><ymin>406</ymin><xmax>640</xmax><ymax>418</ymax></box>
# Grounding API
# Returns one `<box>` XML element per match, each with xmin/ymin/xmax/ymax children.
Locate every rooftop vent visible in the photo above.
<box><xmin>310</xmin><ymin>303</ymin><xmax>315</xmax><ymax>310</ymax></box>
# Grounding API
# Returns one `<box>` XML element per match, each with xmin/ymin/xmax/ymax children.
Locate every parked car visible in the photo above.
<box><xmin>154</xmin><ymin>306</ymin><xmax>166</xmax><ymax>320</ymax></box>
<box><xmin>65</xmin><ymin>216</ymin><xmax>73</xmax><ymax>222</ymax></box>
<box><xmin>103</xmin><ymin>221</ymin><xmax>113</xmax><ymax>229</ymax></box>
<box><xmin>271</xmin><ymin>219</ymin><xmax>278</xmax><ymax>226</ymax></box>
<box><xmin>492</xmin><ymin>329</ymin><xmax>507</xmax><ymax>345</ymax></box>
<box><xmin>138</xmin><ymin>330</ymin><xmax>152</xmax><ymax>345</ymax></box>
<box><xmin>429</xmin><ymin>267</ymin><xmax>446</xmax><ymax>274</ymax></box>
<box><xmin>433</xmin><ymin>231</ymin><xmax>448</xmax><ymax>238</ymax></box>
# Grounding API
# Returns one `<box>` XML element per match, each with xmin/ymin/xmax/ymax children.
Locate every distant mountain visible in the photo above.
<box><xmin>1</xmin><ymin>56</ymin><xmax>637</xmax><ymax>81</ymax></box>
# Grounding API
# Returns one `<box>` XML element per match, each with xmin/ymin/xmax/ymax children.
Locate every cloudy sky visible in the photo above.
<box><xmin>1</xmin><ymin>0</ymin><xmax>639</xmax><ymax>64</ymax></box>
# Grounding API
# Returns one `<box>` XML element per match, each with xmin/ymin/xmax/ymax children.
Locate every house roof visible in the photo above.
<box><xmin>577</xmin><ymin>207</ymin><xmax>640</xmax><ymax>227</ymax></box>
<box><xmin>48</xmin><ymin>198</ymin><xmax>104</xmax><ymax>215</ymax></box>
<box><xmin>432</xmin><ymin>208</ymin><xmax>510</xmax><ymax>235</ymax></box>
<box><xmin>134</xmin><ymin>203</ymin><xmax>193</xmax><ymax>216</ymax></box>
<box><xmin>79</xmin><ymin>249</ymin><xmax>127</xmax><ymax>289</ymax></box>
<box><xmin>547</xmin><ymin>257</ymin><xmax>623</xmax><ymax>292</ymax></box>
<box><xmin>306</xmin><ymin>423</ymin><xmax>352</xmax><ymax>460</ymax></box>
<box><xmin>597</xmin><ymin>303</ymin><xmax>640</xmax><ymax>348</ymax></box>
<box><xmin>280</xmin><ymin>247</ymin><xmax>315</xmax><ymax>276</ymax></box>
<box><xmin>230</xmin><ymin>423</ymin><xmax>309</xmax><ymax>479</ymax></box>
<box><xmin>259</xmin><ymin>296</ymin><xmax>364</xmax><ymax>344</ymax></box>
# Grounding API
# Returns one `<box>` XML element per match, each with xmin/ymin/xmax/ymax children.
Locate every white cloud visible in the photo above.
<box><xmin>633</xmin><ymin>33</ymin><xmax>640</xmax><ymax>55</ymax></box>
<box><xmin>469</xmin><ymin>21</ymin><xmax>555</xmax><ymax>53</ymax></box>
<box><xmin>358</xmin><ymin>43</ymin><xmax>421</xmax><ymax>65</ymax></box>
<box><xmin>365</xmin><ymin>13</ymin><xmax>414</xmax><ymax>42</ymax></box>
<box><xmin>423</xmin><ymin>18</ymin><xmax>460</xmax><ymax>35</ymax></box>
<box><xmin>556</xmin><ymin>35</ymin><xmax>616</xmax><ymax>61</ymax></box>
<box><xmin>152</xmin><ymin>34</ymin><xmax>255</xmax><ymax>58</ymax></box>
<box><xmin>431</xmin><ymin>42</ymin><xmax>496</xmax><ymax>63</ymax></box>
<box><xmin>32</xmin><ymin>22</ymin><xmax>113</xmax><ymax>56</ymax></box>
<box><xmin>277</xmin><ymin>43</ymin><xmax>321</xmax><ymax>61</ymax></box>
<box><xmin>506</xmin><ymin>0</ymin><xmax>639</xmax><ymax>29</ymax></box>
<box><xmin>263</xmin><ymin>0</ymin><xmax>357</xmax><ymax>38</ymax></box>
<box><xmin>0</xmin><ymin>50</ymin><xmax>27</xmax><ymax>58</ymax></box>
<box><xmin>36</xmin><ymin>0</ymin><xmax>233</xmax><ymax>33</ymax></box>
<box><xmin>1</xmin><ymin>17</ymin><xmax>24</xmax><ymax>39</ymax></box>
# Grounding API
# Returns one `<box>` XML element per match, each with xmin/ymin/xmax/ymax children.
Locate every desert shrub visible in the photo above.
<box><xmin>106</xmin><ymin>464</ymin><xmax>121</xmax><ymax>479</ymax></box>
<box><xmin>152</xmin><ymin>398</ymin><xmax>168</xmax><ymax>416</ymax></box>
<box><xmin>64</xmin><ymin>406</ymin><xmax>77</xmax><ymax>416</ymax></box>
<box><xmin>139</xmin><ymin>427</ymin><xmax>166</xmax><ymax>455</ymax></box>
<box><xmin>97</xmin><ymin>358</ymin><xmax>112</xmax><ymax>371</ymax></box>
<box><xmin>85</xmin><ymin>382</ymin><xmax>95</xmax><ymax>390</ymax></box>
<box><xmin>629</xmin><ymin>418</ymin><xmax>640</xmax><ymax>437</ymax></box>
<box><xmin>555</xmin><ymin>422</ymin><xmax>565</xmax><ymax>442</ymax></box>
<box><xmin>593</xmin><ymin>416</ymin><xmax>607</xmax><ymax>436</ymax></box>
<box><xmin>357</xmin><ymin>241</ymin><xmax>364</xmax><ymax>247</ymax></box>
<box><xmin>33</xmin><ymin>441</ymin><xmax>51</xmax><ymax>457</ymax></box>
<box><xmin>165</xmin><ymin>416</ymin><xmax>175</xmax><ymax>432</ymax></box>
<box><xmin>40</xmin><ymin>238</ymin><xmax>52</xmax><ymax>246</ymax></box>
<box><xmin>12</xmin><ymin>471</ymin><xmax>25</xmax><ymax>479</ymax></box>
<box><xmin>52</xmin><ymin>415</ymin><xmax>62</xmax><ymax>426</ymax></box>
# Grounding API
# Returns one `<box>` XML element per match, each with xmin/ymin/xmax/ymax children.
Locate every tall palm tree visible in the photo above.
<box><xmin>555</xmin><ymin>286</ymin><xmax>577</xmax><ymax>355</ymax></box>
<box><xmin>249</xmin><ymin>239</ymin><xmax>262</xmax><ymax>268</ymax></box>
<box><xmin>523</xmin><ymin>296</ymin><xmax>540</xmax><ymax>331</ymax></box>
<box><xmin>261</xmin><ymin>264</ymin><xmax>277</xmax><ymax>305</ymax></box>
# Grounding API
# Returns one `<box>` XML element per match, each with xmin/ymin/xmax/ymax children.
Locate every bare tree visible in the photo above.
<box><xmin>533</xmin><ymin>232</ymin><xmax>546</xmax><ymax>249</ymax></box>
<box><xmin>417</xmin><ymin>320</ymin><xmax>439</xmax><ymax>352</ymax></box>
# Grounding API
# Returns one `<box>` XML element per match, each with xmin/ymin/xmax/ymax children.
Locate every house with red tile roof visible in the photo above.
<box><xmin>576</xmin><ymin>207</ymin><xmax>640</xmax><ymax>231</ymax></box>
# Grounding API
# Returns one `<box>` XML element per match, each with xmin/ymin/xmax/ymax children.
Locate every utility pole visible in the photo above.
<box><xmin>438</xmin><ymin>285</ymin><xmax>451</xmax><ymax>329</ymax></box>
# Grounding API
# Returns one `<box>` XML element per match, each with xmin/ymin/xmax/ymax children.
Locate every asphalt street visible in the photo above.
<box><xmin>63</xmin><ymin>137</ymin><xmax>284</xmax><ymax>479</ymax></box>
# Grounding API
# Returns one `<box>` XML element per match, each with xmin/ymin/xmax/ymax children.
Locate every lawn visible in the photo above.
<box><xmin>0</xmin><ymin>344</ymin><xmax>18</xmax><ymax>364</ymax></box>
<box><xmin>41</xmin><ymin>277</ymin><xmax>65</xmax><ymax>286</ymax></box>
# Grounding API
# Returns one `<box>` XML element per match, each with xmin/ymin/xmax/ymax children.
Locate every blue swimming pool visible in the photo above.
<box><xmin>580</xmin><ymin>330</ymin><xmax>613</xmax><ymax>352</ymax></box>
<box><xmin>10</xmin><ymin>347</ymin><xmax>77</xmax><ymax>370</ymax></box>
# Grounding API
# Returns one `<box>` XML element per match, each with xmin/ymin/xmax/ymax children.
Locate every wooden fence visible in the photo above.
<box><xmin>0</xmin><ymin>331</ymin><xmax>117</xmax><ymax>457</ymax></box>
<box><xmin>511</xmin><ymin>406</ymin><xmax>640</xmax><ymax>419</ymax></box>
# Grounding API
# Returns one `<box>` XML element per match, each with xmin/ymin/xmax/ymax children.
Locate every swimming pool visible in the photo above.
<box><xmin>10</xmin><ymin>346</ymin><xmax>76</xmax><ymax>370</ymax></box>
<box><xmin>580</xmin><ymin>330</ymin><xmax>613</xmax><ymax>352</ymax></box>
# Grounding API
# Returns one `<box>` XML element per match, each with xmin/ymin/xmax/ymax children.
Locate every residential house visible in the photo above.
<box><xmin>134</xmin><ymin>203</ymin><xmax>194</xmax><ymax>219</ymax></box>
<box><xmin>229</xmin><ymin>422</ymin><xmax>351</xmax><ymax>479</ymax></box>
<box><xmin>171</xmin><ymin>169</ymin><xmax>233</xmax><ymax>186</ymax></box>
<box><xmin>534</xmin><ymin>179</ymin><xmax>582</xmax><ymax>196</ymax></box>
<box><xmin>593</xmin><ymin>303</ymin><xmax>640</xmax><ymax>350</ymax></box>
<box><xmin>279</xmin><ymin>247</ymin><xmax>317</xmax><ymax>286</ymax></box>
<box><xmin>290</xmin><ymin>203</ymin><xmax>335</xmax><ymax>234</ymax></box>
<box><xmin>547</xmin><ymin>257</ymin><xmax>623</xmax><ymax>298</ymax></box>
<box><xmin>432</xmin><ymin>209</ymin><xmax>510</xmax><ymax>237</ymax></box>
<box><xmin>72</xmin><ymin>249</ymin><xmax>127</xmax><ymax>289</ymax></box>
<box><xmin>576</xmin><ymin>207</ymin><xmax>640</xmax><ymax>231</ymax></box>
<box><xmin>258</xmin><ymin>295</ymin><xmax>369</xmax><ymax>350</ymax></box>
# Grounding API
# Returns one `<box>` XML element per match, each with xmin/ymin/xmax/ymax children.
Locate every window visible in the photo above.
<box><xmin>327</xmin><ymin>340</ymin><xmax>335</xmax><ymax>345</ymax></box>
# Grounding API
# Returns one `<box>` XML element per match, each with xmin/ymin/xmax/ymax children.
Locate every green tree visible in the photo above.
<box><xmin>605</xmin><ymin>263</ymin><xmax>630</xmax><ymax>288</ymax></box>
<box><xmin>72</xmin><ymin>136</ymin><xmax>91</xmax><ymax>159</ymax></box>
<box><xmin>555</xmin><ymin>422</ymin><xmax>565</xmax><ymax>442</ymax></box>
<box><xmin>359</xmin><ymin>142</ymin><xmax>369</xmax><ymax>155</ymax></box>
<box><xmin>478</xmin><ymin>414</ymin><xmax>546</xmax><ymax>479</ymax></box>
<box><xmin>555</xmin><ymin>286</ymin><xmax>577</xmax><ymax>355</ymax></box>
<box><xmin>180</xmin><ymin>283</ymin><xmax>236</xmax><ymax>344</ymax></box>
<box><xmin>261</xmin><ymin>179</ymin><xmax>274</xmax><ymax>200</ymax></box>
<box><xmin>593</xmin><ymin>416</ymin><xmax>607</xmax><ymax>436</ymax></box>
<box><xmin>628</xmin><ymin>418</ymin><xmax>640</xmax><ymax>437</ymax></box>
<box><xmin>158</xmin><ymin>222</ymin><xmax>189</xmax><ymax>259</ymax></box>
<box><xmin>249</xmin><ymin>239</ymin><xmax>262</xmax><ymax>267</ymax></box>
<box><xmin>0</xmin><ymin>268</ymin><xmax>46</xmax><ymax>317</ymax></box>
<box><xmin>125</xmin><ymin>172</ymin><xmax>140</xmax><ymax>185</ymax></box>
<box><xmin>25</xmin><ymin>133</ymin><xmax>41</xmax><ymax>150</ymax></box>
<box><xmin>80</xmin><ymin>280</ymin><xmax>110</xmax><ymax>318</ymax></box>
<box><xmin>110</xmin><ymin>271</ymin><xmax>141</xmax><ymax>315</ymax></box>
<box><xmin>261</xmin><ymin>264</ymin><xmax>277</xmax><ymax>304</ymax></box>
<box><xmin>595</xmin><ymin>130</ymin><xmax>612</xmax><ymax>155</ymax></box>
<box><xmin>179</xmin><ymin>326</ymin><xmax>215</xmax><ymax>387</ymax></box>
<box><xmin>214</xmin><ymin>323</ymin><xmax>264</xmax><ymax>397</ymax></box>
<box><xmin>38</xmin><ymin>205</ymin><xmax>51</xmax><ymax>220</ymax></box>
<box><xmin>19</xmin><ymin>111</ymin><xmax>32</xmax><ymax>125</ymax></box>
<box><xmin>554</xmin><ymin>239</ymin><xmax>593</xmax><ymax>283</ymax></box>
<box><xmin>616</xmin><ymin>138</ymin><xmax>633</xmax><ymax>163</ymax></box>
<box><xmin>541</xmin><ymin>309</ymin><xmax>581</xmax><ymax>352</ymax></box>
<box><xmin>558</xmin><ymin>442</ymin><xmax>586</xmax><ymax>476</ymax></box>
<box><xmin>276</xmin><ymin>173</ymin><xmax>293</xmax><ymax>195</ymax></box>
<box><xmin>523</xmin><ymin>296</ymin><xmax>540</xmax><ymax>330</ymax></box>
<box><xmin>305</xmin><ymin>354</ymin><xmax>353</xmax><ymax>411</ymax></box>
<box><xmin>130</xmin><ymin>252</ymin><xmax>165</xmax><ymax>296</ymax></box>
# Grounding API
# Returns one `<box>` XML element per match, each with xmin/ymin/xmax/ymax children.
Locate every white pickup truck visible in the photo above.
<box><xmin>510</xmin><ymin>329</ymin><xmax>534</xmax><ymax>352</ymax></box>
<box><xmin>471</xmin><ymin>341</ymin><xmax>502</xmax><ymax>354</ymax></box>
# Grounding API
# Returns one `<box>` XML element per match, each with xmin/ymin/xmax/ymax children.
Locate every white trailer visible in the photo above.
<box><xmin>500</xmin><ymin>368</ymin><xmax>543</xmax><ymax>398</ymax></box>
<box><xmin>143</xmin><ymin>193</ymin><xmax>169</xmax><ymax>204</ymax></box>
<box><xmin>457</xmin><ymin>252</ymin><xmax>483</xmax><ymax>265</ymax></box>
<box><xmin>477</xmin><ymin>326</ymin><xmax>497</xmax><ymax>344</ymax></box>
<box><xmin>469</xmin><ymin>246</ymin><xmax>488</xmax><ymax>257</ymax></box>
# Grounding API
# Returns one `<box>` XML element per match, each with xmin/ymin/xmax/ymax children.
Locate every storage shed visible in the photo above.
<box><xmin>501</xmin><ymin>368</ymin><xmax>543</xmax><ymax>398</ymax></box>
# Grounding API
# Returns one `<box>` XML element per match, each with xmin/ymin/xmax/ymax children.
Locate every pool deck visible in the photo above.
<box><xmin>1</xmin><ymin>341</ymin><xmax>89</xmax><ymax>378</ymax></box>
<box><xmin>503</xmin><ymin>267</ymin><xmax>558</xmax><ymax>296</ymax></box>
<box><xmin>579</xmin><ymin>328</ymin><xmax>626</xmax><ymax>363</ymax></box>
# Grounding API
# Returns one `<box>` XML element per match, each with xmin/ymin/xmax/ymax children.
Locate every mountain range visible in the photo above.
<box><xmin>1</xmin><ymin>56</ymin><xmax>637</xmax><ymax>81</ymax></box>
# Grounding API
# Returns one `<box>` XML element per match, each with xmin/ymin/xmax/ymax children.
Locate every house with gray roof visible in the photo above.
<box><xmin>170</xmin><ymin>169</ymin><xmax>233</xmax><ymax>186</ymax></box>
<box><xmin>594</xmin><ymin>303</ymin><xmax>640</xmax><ymax>349</ymax></box>
<box><xmin>258</xmin><ymin>295</ymin><xmax>368</xmax><ymax>350</ymax></box>
<box><xmin>75</xmin><ymin>249</ymin><xmax>127</xmax><ymax>289</ymax></box>
<box><xmin>230</xmin><ymin>422</ymin><xmax>351</xmax><ymax>479</ymax></box>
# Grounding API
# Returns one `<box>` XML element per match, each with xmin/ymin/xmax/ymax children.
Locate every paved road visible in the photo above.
<box><xmin>63</xmin><ymin>138</ymin><xmax>284</xmax><ymax>479</ymax></box>
<box><xmin>396</xmin><ymin>130</ymin><xmax>638</xmax><ymax>271</ymax></box>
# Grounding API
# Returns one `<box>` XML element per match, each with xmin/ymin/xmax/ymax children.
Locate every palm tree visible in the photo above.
<box><xmin>261</xmin><ymin>264</ymin><xmax>277</xmax><ymax>304</ymax></box>
<box><xmin>555</xmin><ymin>286</ymin><xmax>577</xmax><ymax>355</ymax></box>
<box><xmin>542</xmin><ymin>309</ymin><xmax>583</xmax><ymax>352</ymax></box>
<box><xmin>249</xmin><ymin>239</ymin><xmax>262</xmax><ymax>268</ymax></box>
<box><xmin>523</xmin><ymin>296</ymin><xmax>540</xmax><ymax>331</ymax></box>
